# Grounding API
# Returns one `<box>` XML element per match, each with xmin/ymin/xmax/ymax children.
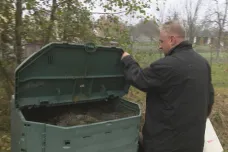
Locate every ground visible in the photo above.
<box><xmin>210</xmin><ymin>88</ymin><xmax>228</xmax><ymax>151</ymax></box>
<box><xmin>0</xmin><ymin>98</ymin><xmax>10</xmax><ymax>151</ymax></box>
<box><xmin>123</xmin><ymin>51</ymin><xmax>228</xmax><ymax>151</ymax></box>
<box><xmin>0</xmin><ymin>50</ymin><xmax>228</xmax><ymax>151</ymax></box>
<box><xmin>124</xmin><ymin>87</ymin><xmax>228</xmax><ymax>152</ymax></box>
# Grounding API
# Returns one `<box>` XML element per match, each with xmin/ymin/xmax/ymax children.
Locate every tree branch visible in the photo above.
<box><xmin>44</xmin><ymin>0</ymin><xmax>57</xmax><ymax>44</ymax></box>
<box><xmin>222</xmin><ymin>0</ymin><xmax>228</xmax><ymax>26</ymax></box>
<box><xmin>205</xmin><ymin>19</ymin><xmax>220</xmax><ymax>25</ymax></box>
<box><xmin>91</xmin><ymin>11</ymin><xmax>127</xmax><ymax>14</ymax></box>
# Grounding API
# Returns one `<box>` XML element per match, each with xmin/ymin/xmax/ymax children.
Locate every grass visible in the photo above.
<box><xmin>132</xmin><ymin>43</ymin><xmax>228</xmax><ymax>64</ymax></box>
<box><xmin>132</xmin><ymin>51</ymin><xmax>228</xmax><ymax>87</ymax></box>
<box><xmin>0</xmin><ymin>49</ymin><xmax>228</xmax><ymax>151</ymax></box>
<box><xmin>132</xmin><ymin>51</ymin><xmax>228</xmax><ymax>62</ymax></box>
<box><xmin>211</xmin><ymin>63</ymin><xmax>228</xmax><ymax>87</ymax></box>
<box><xmin>127</xmin><ymin>52</ymin><xmax>228</xmax><ymax>151</ymax></box>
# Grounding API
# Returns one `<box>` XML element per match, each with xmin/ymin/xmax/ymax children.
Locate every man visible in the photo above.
<box><xmin>121</xmin><ymin>20</ymin><xmax>214</xmax><ymax>152</ymax></box>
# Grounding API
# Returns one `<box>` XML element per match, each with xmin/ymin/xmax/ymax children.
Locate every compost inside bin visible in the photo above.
<box><xmin>21</xmin><ymin>99</ymin><xmax>138</xmax><ymax>127</ymax></box>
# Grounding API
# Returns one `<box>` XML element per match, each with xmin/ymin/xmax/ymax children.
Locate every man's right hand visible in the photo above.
<box><xmin>121</xmin><ymin>52</ymin><xmax>130</xmax><ymax>60</ymax></box>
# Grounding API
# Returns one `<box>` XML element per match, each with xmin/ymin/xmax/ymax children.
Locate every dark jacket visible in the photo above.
<box><xmin>121</xmin><ymin>41</ymin><xmax>214</xmax><ymax>152</ymax></box>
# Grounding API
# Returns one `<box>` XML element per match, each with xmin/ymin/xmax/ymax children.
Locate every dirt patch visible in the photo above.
<box><xmin>126</xmin><ymin>87</ymin><xmax>228</xmax><ymax>151</ymax></box>
<box><xmin>0</xmin><ymin>99</ymin><xmax>10</xmax><ymax>132</ymax></box>
<box><xmin>0</xmin><ymin>133</ymin><xmax>11</xmax><ymax>151</ymax></box>
<box><xmin>0</xmin><ymin>98</ymin><xmax>11</xmax><ymax>152</ymax></box>
<box><xmin>0</xmin><ymin>87</ymin><xmax>228</xmax><ymax>151</ymax></box>
<box><xmin>21</xmin><ymin>100</ymin><xmax>138</xmax><ymax>127</ymax></box>
<box><xmin>210</xmin><ymin>88</ymin><xmax>228</xmax><ymax>151</ymax></box>
<box><xmin>123</xmin><ymin>87</ymin><xmax>146</xmax><ymax>131</ymax></box>
<box><xmin>48</xmin><ymin>106</ymin><xmax>137</xmax><ymax>127</ymax></box>
<box><xmin>49</xmin><ymin>110</ymin><xmax>135</xmax><ymax>127</ymax></box>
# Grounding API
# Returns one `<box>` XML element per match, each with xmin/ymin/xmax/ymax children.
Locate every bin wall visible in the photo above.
<box><xmin>11</xmin><ymin>98</ymin><xmax>141</xmax><ymax>152</ymax></box>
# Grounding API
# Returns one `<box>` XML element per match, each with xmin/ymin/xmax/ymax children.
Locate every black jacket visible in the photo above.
<box><xmin>121</xmin><ymin>41</ymin><xmax>214</xmax><ymax>152</ymax></box>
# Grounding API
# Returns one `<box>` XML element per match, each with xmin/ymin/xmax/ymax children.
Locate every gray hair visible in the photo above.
<box><xmin>160</xmin><ymin>20</ymin><xmax>186</xmax><ymax>38</ymax></box>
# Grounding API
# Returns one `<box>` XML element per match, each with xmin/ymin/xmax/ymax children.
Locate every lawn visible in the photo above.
<box><xmin>0</xmin><ymin>51</ymin><xmax>227</xmax><ymax>151</ymax></box>
<box><xmin>211</xmin><ymin>63</ymin><xmax>228</xmax><ymax>87</ymax></box>
<box><xmin>127</xmin><ymin>52</ymin><xmax>228</xmax><ymax>151</ymax></box>
<box><xmin>131</xmin><ymin>51</ymin><xmax>228</xmax><ymax>87</ymax></box>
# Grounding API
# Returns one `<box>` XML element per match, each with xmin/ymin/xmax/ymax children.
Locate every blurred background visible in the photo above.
<box><xmin>0</xmin><ymin>0</ymin><xmax>228</xmax><ymax>151</ymax></box>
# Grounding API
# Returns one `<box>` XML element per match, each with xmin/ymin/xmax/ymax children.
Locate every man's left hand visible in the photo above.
<box><xmin>121</xmin><ymin>52</ymin><xmax>130</xmax><ymax>60</ymax></box>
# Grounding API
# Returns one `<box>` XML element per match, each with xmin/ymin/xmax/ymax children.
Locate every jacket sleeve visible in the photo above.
<box><xmin>121</xmin><ymin>55</ymin><xmax>170</xmax><ymax>92</ymax></box>
<box><xmin>207</xmin><ymin>63</ymin><xmax>214</xmax><ymax>117</ymax></box>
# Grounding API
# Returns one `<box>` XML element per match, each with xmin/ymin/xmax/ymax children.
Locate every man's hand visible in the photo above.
<box><xmin>121</xmin><ymin>52</ymin><xmax>130</xmax><ymax>60</ymax></box>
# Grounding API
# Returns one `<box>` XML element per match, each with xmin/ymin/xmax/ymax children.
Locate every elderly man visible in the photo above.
<box><xmin>121</xmin><ymin>20</ymin><xmax>214</xmax><ymax>152</ymax></box>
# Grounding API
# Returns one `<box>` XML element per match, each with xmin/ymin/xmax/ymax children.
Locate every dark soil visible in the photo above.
<box><xmin>22</xmin><ymin>100</ymin><xmax>138</xmax><ymax>127</ymax></box>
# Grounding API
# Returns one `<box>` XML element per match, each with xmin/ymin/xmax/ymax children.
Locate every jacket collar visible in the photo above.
<box><xmin>166</xmin><ymin>40</ymin><xmax>193</xmax><ymax>56</ymax></box>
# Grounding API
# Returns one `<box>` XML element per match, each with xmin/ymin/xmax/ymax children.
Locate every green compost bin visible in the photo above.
<box><xmin>11</xmin><ymin>42</ymin><xmax>141</xmax><ymax>152</ymax></box>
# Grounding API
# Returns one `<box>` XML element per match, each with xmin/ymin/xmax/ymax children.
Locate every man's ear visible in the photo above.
<box><xmin>171</xmin><ymin>36</ymin><xmax>176</xmax><ymax>46</ymax></box>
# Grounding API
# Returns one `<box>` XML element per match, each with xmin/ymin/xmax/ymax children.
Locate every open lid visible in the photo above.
<box><xmin>15</xmin><ymin>43</ymin><xmax>130</xmax><ymax>108</ymax></box>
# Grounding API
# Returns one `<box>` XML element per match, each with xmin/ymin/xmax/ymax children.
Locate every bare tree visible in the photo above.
<box><xmin>158</xmin><ymin>0</ymin><xmax>167</xmax><ymax>24</ymax></box>
<box><xmin>166</xmin><ymin>9</ymin><xmax>180</xmax><ymax>21</ymax></box>
<box><xmin>163</xmin><ymin>0</ymin><xmax>202</xmax><ymax>42</ymax></box>
<box><xmin>184</xmin><ymin>0</ymin><xmax>203</xmax><ymax>43</ymax></box>
<box><xmin>204</xmin><ymin>0</ymin><xmax>228</xmax><ymax>58</ymax></box>
<box><xmin>130</xmin><ymin>19</ymin><xmax>159</xmax><ymax>44</ymax></box>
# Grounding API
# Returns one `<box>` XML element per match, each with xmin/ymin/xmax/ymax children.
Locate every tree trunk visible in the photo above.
<box><xmin>216</xmin><ymin>28</ymin><xmax>222</xmax><ymax>59</ymax></box>
<box><xmin>44</xmin><ymin>0</ymin><xmax>57</xmax><ymax>44</ymax></box>
<box><xmin>62</xmin><ymin>0</ymin><xmax>71</xmax><ymax>41</ymax></box>
<box><xmin>188</xmin><ymin>23</ymin><xmax>195</xmax><ymax>44</ymax></box>
<box><xmin>15</xmin><ymin>0</ymin><xmax>23</xmax><ymax>65</ymax></box>
<box><xmin>0</xmin><ymin>60</ymin><xmax>14</xmax><ymax>100</ymax></box>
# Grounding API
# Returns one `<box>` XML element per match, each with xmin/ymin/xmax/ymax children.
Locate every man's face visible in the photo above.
<box><xmin>159</xmin><ymin>30</ymin><xmax>173</xmax><ymax>55</ymax></box>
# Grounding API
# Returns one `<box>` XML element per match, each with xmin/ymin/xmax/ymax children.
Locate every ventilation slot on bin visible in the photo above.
<box><xmin>48</xmin><ymin>55</ymin><xmax>53</xmax><ymax>64</ymax></box>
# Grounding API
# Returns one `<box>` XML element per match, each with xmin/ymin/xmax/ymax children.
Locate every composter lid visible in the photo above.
<box><xmin>14</xmin><ymin>42</ymin><xmax>130</xmax><ymax>108</ymax></box>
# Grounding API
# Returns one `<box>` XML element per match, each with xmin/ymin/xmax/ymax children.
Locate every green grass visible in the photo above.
<box><xmin>193</xmin><ymin>45</ymin><xmax>211</xmax><ymax>53</ymax></box>
<box><xmin>132</xmin><ymin>51</ymin><xmax>228</xmax><ymax>62</ymax></box>
<box><xmin>211</xmin><ymin>63</ymin><xmax>228</xmax><ymax>87</ymax></box>
<box><xmin>132</xmin><ymin>43</ymin><xmax>228</xmax><ymax>61</ymax></box>
<box><xmin>132</xmin><ymin>52</ymin><xmax>228</xmax><ymax>87</ymax></box>
<box><xmin>200</xmin><ymin>52</ymin><xmax>228</xmax><ymax>61</ymax></box>
<box><xmin>0</xmin><ymin>48</ymin><xmax>227</xmax><ymax>151</ymax></box>
<box><xmin>127</xmin><ymin>52</ymin><xmax>228</xmax><ymax>151</ymax></box>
